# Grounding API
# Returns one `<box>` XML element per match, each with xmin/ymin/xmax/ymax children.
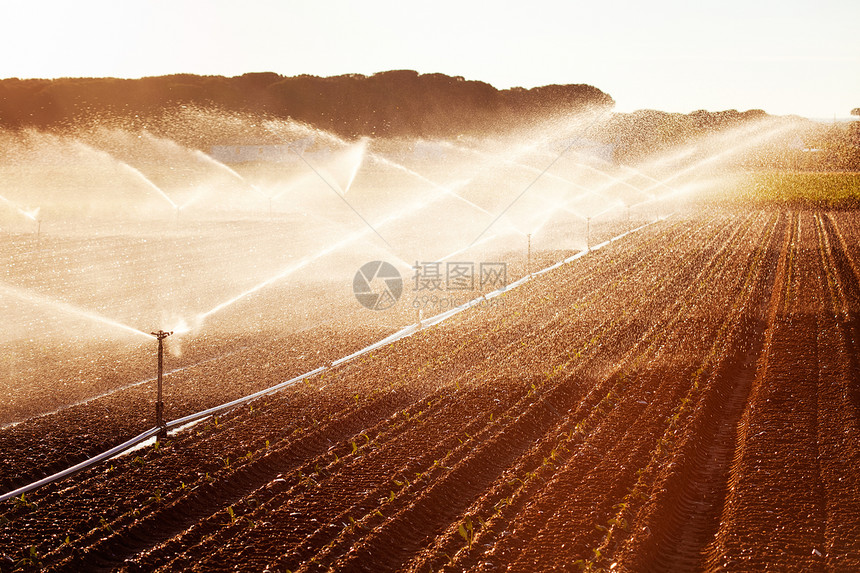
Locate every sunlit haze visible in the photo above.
<box><xmin>3</xmin><ymin>1</ymin><xmax>860</xmax><ymax>567</ymax></box>
<box><xmin>3</xmin><ymin>0</ymin><xmax>858</xmax><ymax>117</ymax></box>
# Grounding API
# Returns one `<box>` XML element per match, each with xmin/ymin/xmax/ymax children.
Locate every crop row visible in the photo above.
<box><xmin>4</xmin><ymin>209</ymin><xmax>858</xmax><ymax>572</ymax></box>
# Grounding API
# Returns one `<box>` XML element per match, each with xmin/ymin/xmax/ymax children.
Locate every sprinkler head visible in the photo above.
<box><xmin>151</xmin><ymin>330</ymin><xmax>173</xmax><ymax>340</ymax></box>
<box><xmin>168</xmin><ymin>318</ymin><xmax>191</xmax><ymax>335</ymax></box>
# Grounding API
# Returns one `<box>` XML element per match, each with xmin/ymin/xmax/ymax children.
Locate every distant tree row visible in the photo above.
<box><xmin>2</xmin><ymin>71</ymin><xmax>854</xmax><ymax>169</ymax></box>
<box><xmin>602</xmin><ymin>108</ymin><xmax>771</xmax><ymax>163</ymax></box>
<box><xmin>601</xmin><ymin>109</ymin><xmax>859</xmax><ymax>170</ymax></box>
<box><xmin>0</xmin><ymin>71</ymin><xmax>613</xmax><ymax>139</ymax></box>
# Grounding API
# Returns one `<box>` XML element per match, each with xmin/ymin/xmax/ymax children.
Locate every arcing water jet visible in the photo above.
<box><xmin>194</xmin><ymin>149</ymin><xmax>268</xmax><ymax>198</ymax></box>
<box><xmin>193</xmin><ymin>178</ymin><xmax>479</xmax><ymax>325</ymax></box>
<box><xmin>70</xmin><ymin>141</ymin><xmax>179</xmax><ymax>210</ymax></box>
<box><xmin>0</xmin><ymin>193</ymin><xmax>39</xmax><ymax>223</ymax></box>
<box><xmin>0</xmin><ymin>281</ymin><xmax>151</xmax><ymax>339</ymax></box>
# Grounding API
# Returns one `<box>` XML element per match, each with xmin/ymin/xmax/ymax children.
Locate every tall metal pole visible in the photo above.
<box><xmin>152</xmin><ymin>330</ymin><xmax>172</xmax><ymax>440</ymax></box>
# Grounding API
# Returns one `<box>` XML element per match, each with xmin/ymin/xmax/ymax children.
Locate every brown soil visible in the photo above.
<box><xmin>1</xmin><ymin>208</ymin><xmax>858</xmax><ymax>572</ymax></box>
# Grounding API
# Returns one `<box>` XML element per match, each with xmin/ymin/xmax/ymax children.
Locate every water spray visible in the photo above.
<box><xmin>437</xmin><ymin>233</ymin><xmax>498</xmax><ymax>264</ymax></box>
<box><xmin>194</xmin><ymin>177</ymin><xmax>479</xmax><ymax>324</ymax></box>
<box><xmin>0</xmin><ymin>281</ymin><xmax>152</xmax><ymax>338</ymax></box>
<box><xmin>0</xmin><ymin>194</ymin><xmax>40</xmax><ymax>226</ymax></box>
<box><xmin>194</xmin><ymin>149</ymin><xmax>267</xmax><ymax>199</ymax></box>
<box><xmin>68</xmin><ymin>141</ymin><xmax>179</xmax><ymax>210</ymax></box>
<box><xmin>343</xmin><ymin>138</ymin><xmax>368</xmax><ymax>194</ymax></box>
<box><xmin>436</xmin><ymin>140</ymin><xmax>595</xmax><ymax>197</ymax></box>
<box><xmin>151</xmin><ymin>329</ymin><xmax>173</xmax><ymax>440</ymax></box>
<box><xmin>366</xmin><ymin>152</ymin><xmax>494</xmax><ymax>218</ymax></box>
<box><xmin>637</xmin><ymin>122</ymin><xmax>796</xmax><ymax>197</ymax></box>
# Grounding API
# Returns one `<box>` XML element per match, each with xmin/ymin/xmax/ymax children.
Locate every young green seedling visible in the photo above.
<box><xmin>458</xmin><ymin>515</ymin><xmax>475</xmax><ymax>547</ymax></box>
<box><xmin>13</xmin><ymin>493</ymin><xmax>34</xmax><ymax>510</ymax></box>
<box><xmin>100</xmin><ymin>516</ymin><xmax>113</xmax><ymax>532</ymax></box>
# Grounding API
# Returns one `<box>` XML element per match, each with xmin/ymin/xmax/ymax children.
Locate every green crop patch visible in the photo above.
<box><xmin>715</xmin><ymin>171</ymin><xmax>860</xmax><ymax>207</ymax></box>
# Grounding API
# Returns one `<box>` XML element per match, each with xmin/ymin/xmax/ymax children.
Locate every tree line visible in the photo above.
<box><xmin>0</xmin><ymin>70</ymin><xmax>613</xmax><ymax>138</ymax></box>
<box><xmin>1</xmin><ymin>71</ymin><xmax>854</xmax><ymax>169</ymax></box>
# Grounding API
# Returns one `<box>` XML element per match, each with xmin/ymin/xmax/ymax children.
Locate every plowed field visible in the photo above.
<box><xmin>2</xmin><ymin>208</ymin><xmax>859</xmax><ymax>572</ymax></box>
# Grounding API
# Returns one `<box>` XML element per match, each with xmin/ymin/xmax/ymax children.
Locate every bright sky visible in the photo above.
<box><xmin>3</xmin><ymin>0</ymin><xmax>858</xmax><ymax>118</ymax></box>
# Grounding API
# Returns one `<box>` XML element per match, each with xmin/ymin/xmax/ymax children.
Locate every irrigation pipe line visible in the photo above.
<box><xmin>0</xmin><ymin>426</ymin><xmax>163</xmax><ymax>503</ymax></box>
<box><xmin>0</xmin><ymin>366</ymin><xmax>323</xmax><ymax>503</ymax></box>
<box><xmin>0</xmin><ymin>215</ymin><xmax>671</xmax><ymax>504</ymax></box>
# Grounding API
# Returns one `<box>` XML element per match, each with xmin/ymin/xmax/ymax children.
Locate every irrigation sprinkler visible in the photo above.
<box><xmin>585</xmin><ymin>217</ymin><xmax>592</xmax><ymax>251</ymax></box>
<box><xmin>151</xmin><ymin>330</ymin><xmax>173</xmax><ymax>440</ymax></box>
<box><xmin>527</xmin><ymin>233</ymin><xmax>532</xmax><ymax>277</ymax></box>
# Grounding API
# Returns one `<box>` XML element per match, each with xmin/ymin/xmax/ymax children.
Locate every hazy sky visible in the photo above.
<box><xmin>3</xmin><ymin>0</ymin><xmax>858</xmax><ymax>118</ymax></box>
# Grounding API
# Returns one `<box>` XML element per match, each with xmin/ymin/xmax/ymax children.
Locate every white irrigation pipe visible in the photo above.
<box><xmin>417</xmin><ymin>218</ymin><xmax>664</xmax><ymax>329</ymax></box>
<box><xmin>0</xmin><ymin>367</ymin><xmax>324</xmax><ymax>503</ymax></box>
<box><xmin>164</xmin><ymin>366</ymin><xmax>326</xmax><ymax>429</ymax></box>
<box><xmin>0</xmin><ymin>216</ymin><xmax>668</xmax><ymax>503</ymax></box>
<box><xmin>0</xmin><ymin>426</ymin><xmax>162</xmax><ymax>503</ymax></box>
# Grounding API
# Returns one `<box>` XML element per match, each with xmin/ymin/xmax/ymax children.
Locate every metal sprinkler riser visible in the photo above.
<box><xmin>151</xmin><ymin>330</ymin><xmax>173</xmax><ymax>440</ymax></box>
